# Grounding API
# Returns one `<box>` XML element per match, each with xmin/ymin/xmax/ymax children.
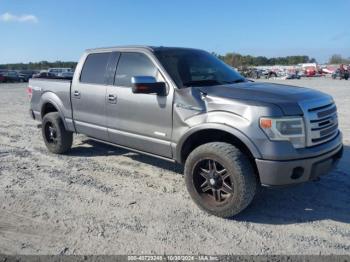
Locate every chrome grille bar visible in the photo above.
<box><xmin>299</xmin><ymin>97</ymin><xmax>339</xmax><ymax>147</ymax></box>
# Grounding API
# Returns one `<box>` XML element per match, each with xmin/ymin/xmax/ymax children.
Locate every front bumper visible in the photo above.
<box><xmin>256</xmin><ymin>144</ymin><xmax>343</xmax><ymax>186</ymax></box>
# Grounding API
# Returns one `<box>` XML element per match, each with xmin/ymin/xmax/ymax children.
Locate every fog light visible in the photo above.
<box><xmin>291</xmin><ymin>167</ymin><xmax>304</xmax><ymax>180</ymax></box>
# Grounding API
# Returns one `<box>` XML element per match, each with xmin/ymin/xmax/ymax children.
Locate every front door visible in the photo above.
<box><xmin>106</xmin><ymin>52</ymin><xmax>173</xmax><ymax>158</ymax></box>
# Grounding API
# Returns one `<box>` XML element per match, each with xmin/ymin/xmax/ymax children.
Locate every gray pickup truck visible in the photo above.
<box><xmin>29</xmin><ymin>46</ymin><xmax>343</xmax><ymax>218</ymax></box>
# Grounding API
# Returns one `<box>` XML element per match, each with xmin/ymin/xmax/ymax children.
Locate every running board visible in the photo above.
<box><xmin>86</xmin><ymin>137</ymin><xmax>176</xmax><ymax>163</ymax></box>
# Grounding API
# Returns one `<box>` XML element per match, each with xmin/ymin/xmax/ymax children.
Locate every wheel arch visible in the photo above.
<box><xmin>40</xmin><ymin>92</ymin><xmax>68</xmax><ymax>130</ymax></box>
<box><xmin>176</xmin><ymin>123</ymin><xmax>262</xmax><ymax>165</ymax></box>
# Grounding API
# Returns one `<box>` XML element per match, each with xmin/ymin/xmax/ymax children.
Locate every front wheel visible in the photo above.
<box><xmin>184</xmin><ymin>142</ymin><xmax>257</xmax><ymax>218</ymax></box>
<box><xmin>42</xmin><ymin>112</ymin><xmax>73</xmax><ymax>154</ymax></box>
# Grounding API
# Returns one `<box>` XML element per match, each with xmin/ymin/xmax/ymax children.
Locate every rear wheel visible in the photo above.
<box><xmin>184</xmin><ymin>142</ymin><xmax>257</xmax><ymax>218</ymax></box>
<box><xmin>42</xmin><ymin>112</ymin><xmax>73</xmax><ymax>154</ymax></box>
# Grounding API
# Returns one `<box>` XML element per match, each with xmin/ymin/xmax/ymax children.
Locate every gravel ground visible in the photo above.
<box><xmin>0</xmin><ymin>78</ymin><xmax>349</xmax><ymax>255</ymax></box>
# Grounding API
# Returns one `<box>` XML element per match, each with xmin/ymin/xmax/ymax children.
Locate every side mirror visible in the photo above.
<box><xmin>131</xmin><ymin>76</ymin><xmax>167</xmax><ymax>96</ymax></box>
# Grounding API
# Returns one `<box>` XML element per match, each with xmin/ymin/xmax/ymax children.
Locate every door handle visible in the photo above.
<box><xmin>73</xmin><ymin>90</ymin><xmax>81</xmax><ymax>98</ymax></box>
<box><xmin>107</xmin><ymin>94</ymin><xmax>117</xmax><ymax>103</ymax></box>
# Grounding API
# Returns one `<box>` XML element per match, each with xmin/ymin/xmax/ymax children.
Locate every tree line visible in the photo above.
<box><xmin>0</xmin><ymin>61</ymin><xmax>77</xmax><ymax>71</ymax></box>
<box><xmin>213</xmin><ymin>53</ymin><xmax>317</xmax><ymax>67</ymax></box>
<box><xmin>0</xmin><ymin>54</ymin><xmax>349</xmax><ymax>70</ymax></box>
<box><xmin>328</xmin><ymin>54</ymin><xmax>350</xmax><ymax>65</ymax></box>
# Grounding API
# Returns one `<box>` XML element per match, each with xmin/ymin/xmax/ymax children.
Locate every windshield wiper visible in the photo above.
<box><xmin>182</xmin><ymin>79</ymin><xmax>223</xmax><ymax>87</ymax></box>
<box><xmin>182</xmin><ymin>78</ymin><xmax>246</xmax><ymax>88</ymax></box>
<box><xmin>222</xmin><ymin>78</ymin><xmax>246</xmax><ymax>84</ymax></box>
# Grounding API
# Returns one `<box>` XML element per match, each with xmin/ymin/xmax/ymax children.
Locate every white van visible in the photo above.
<box><xmin>48</xmin><ymin>68</ymin><xmax>72</xmax><ymax>77</ymax></box>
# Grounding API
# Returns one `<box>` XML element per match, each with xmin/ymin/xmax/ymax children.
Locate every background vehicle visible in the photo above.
<box><xmin>284</xmin><ymin>73</ymin><xmax>301</xmax><ymax>80</ymax></box>
<box><xmin>2</xmin><ymin>71</ymin><xmax>23</xmax><ymax>82</ymax></box>
<box><xmin>0</xmin><ymin>72</ymin><xmax>5</xmax><ymax>83</ymax></box>
<box><xmin>48</xmin><ymin>68</ymin><xmax>73</xmax><ymax>77</ymax></box>
<box><xmin>239</xmin><ymin>67</ymin><xmax>262</xmax><ymax>79</ymax></box>
<box><xmin>28</xmin><ymin>46</ymin><xmax>343</xmax><ymax>218</ymax></box>
<box><xmin>304</xmin><ymin>67</ymin><xmax>316</xmax><ymax>77</ymax></box>
<box><xmin>261</xmin><ymin>69</ymin><xmax>278</xmax><ymax>78</ymax></box>
<box><xmin>60</xmin><ymin>71</ymin><xmax>74</xmax><ymax>79</ymax></box>
<box><xmin>33</xmin><ymin>71</ymin><xmax>57</xmax><ymax>79</ymax></box>
<box><xmin>19</xmin><ymin>70</ymin><xmax>38</xmax><ymax>82</ymax></box>
<box><xmin>332</xmin><ymin>69</ymin><xmax>349</xmax><ymax>80</ymax></box>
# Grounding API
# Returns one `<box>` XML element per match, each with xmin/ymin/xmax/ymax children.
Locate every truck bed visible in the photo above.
<box><xmin>29</xmin><ymin>78</ymin><xmax>73</xmax><ymax>125</ymax></box>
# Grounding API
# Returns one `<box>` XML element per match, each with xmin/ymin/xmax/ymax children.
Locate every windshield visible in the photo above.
<box><xmin>154</xmin><ymin>49</ymin><xmax>245</xmax><ymax>88</ymax></box>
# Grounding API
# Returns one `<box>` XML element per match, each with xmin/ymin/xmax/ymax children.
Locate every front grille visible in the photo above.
<box><xmin>305</xmin><ymin>101</ymin><xmax>339</xmax><ymax>147</ymax></box>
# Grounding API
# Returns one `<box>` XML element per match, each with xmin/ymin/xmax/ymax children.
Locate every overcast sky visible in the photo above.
<box><xmin>0</xmin><ymin>0</ymin><xmax>349</xmax><ymax>63</ymax></box>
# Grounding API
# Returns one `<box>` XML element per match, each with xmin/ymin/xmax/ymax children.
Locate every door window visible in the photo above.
<box><xmin>80</xmin><ymin>52</ymin><xmax>111</xmax><ymax>84</ymax></box>
<box><xmin>115</xmin><ymin>52</ymin><xmax>159</xmax><ymax>87</ymax></box>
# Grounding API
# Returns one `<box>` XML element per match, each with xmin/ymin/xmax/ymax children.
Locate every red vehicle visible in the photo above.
<box><xmin>305</xmin><ymin>67</ymin><xmax>316</xmax><ymax>77</ymax></box>
<box><xmin>0</xmin><ymin>73</ymin><xmax>6</xmax><ymax>83</ymax></box>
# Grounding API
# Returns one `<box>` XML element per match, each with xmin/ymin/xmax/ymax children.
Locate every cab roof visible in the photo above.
<box><xmin>85</xmin><ymin>45</ymin><xmax>202</xmax><ymax>53</ymax></box>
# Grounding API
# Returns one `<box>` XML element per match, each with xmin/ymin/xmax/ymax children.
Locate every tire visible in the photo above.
<box><xmin>184</xmin><ymin>142</ymin><xmax>257</xmax><ymax>218</ymax></box>
<box><xmin>42</xmin><ymin>112</ymin><xmax>73</xmax><ymax>154</ymax></box>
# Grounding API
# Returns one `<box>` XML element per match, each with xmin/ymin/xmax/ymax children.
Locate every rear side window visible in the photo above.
<box><xmin>80</xmin><ymin>52</ymin><xmax>111</xmax><ymax>84</ymax></box>
<box><xmin>115</xmin><ymin>52</ymin><xmax>158</xmax><ymax>87</ymax></box>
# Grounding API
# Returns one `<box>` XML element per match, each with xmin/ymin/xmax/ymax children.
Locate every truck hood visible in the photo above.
<box><xmin>197</xmin><ymin>82</ymin><xmax>332</xmax><ymax>115</ymax></box>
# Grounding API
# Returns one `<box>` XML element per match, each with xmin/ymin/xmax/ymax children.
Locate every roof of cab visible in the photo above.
<box><xmin>86</xmin><ymin>45</ymin><xmax>153</xmax><ymax>52</ymax></box>
<box><xmin>85</xmin><ymin>45</ymin><xmax>201</xmax><ymax>53</ymax></box>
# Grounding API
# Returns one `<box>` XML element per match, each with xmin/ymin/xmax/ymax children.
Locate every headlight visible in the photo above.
<box><xmin>259</xmin><ymin>117</ymin><xmax>306</xmax><ymax>148</ymax></box>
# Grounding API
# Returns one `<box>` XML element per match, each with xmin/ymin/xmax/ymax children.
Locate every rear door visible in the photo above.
<box><xmin>106</xmin><ymin>52</ymin><xmax>173</xmax><ymax>158</ymax></box>
<box><xmin>72</xmin><ymin>51</ymin><xmax>119</xmax><ymax>140</ymax></box>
